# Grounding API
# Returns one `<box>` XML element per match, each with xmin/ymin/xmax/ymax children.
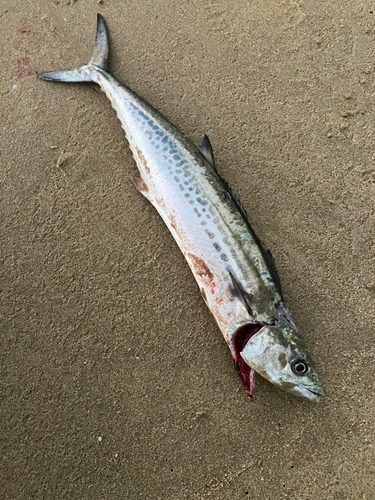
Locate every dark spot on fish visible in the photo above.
<box><xmin>179</xmin><ymin>184</ymin><xmax>184</xmax><ymax>191</ymax></box>
<box><xmin>213</xmin><ymin>242</ymin><xmax>221</xmax><ymax>252</ymax></box>
<box><xmin>162</xmin><ymin>136</ymin><xmax>168</xmax><ymax>143</ymax></box>
<box><xmin>189</xmin><ymin>200</ymin><xmax>194</xmax><ymax>205</ymax></box>
<box><xmin>174</xmin><ymin>176</ymin><xmax>179</xmax><ymax>182</ymax></box>
<box><xmin>189</xmin><ymin>187</ymin><xmax>193</xmax><ymax>191</ymax></box>
<box><xmin>197</xmin><ymin>197</ymin><xmax>208</xmax><ymax>206</ymax></box>
<box><xmin>184</xmin><ymin>181</ymin><xmax>189</xmax><ymax>186</ymax></box>
<box><xmin>173</xmin><ymin>155</ymin><xmax>181</xmax><ymax>161</ymax></box>
<box><xmin>217</xmin><ymin>223</ymin><xmax>226</xmax><ymax>234</ymax></box>
<box><xmin>206</xmin><ymin>214</ymin><xmax>211</xmax><ymax>219</ymax></box>
<box><xmin>194</xmin><ymin>208</ymin><xmax>200</xmax><ymax>214</ymax></box>
<box><xmin>202</xmin><ymin>208</ymin><xmax>206</xmax><ymax>212</ymax></box>
<box><xmin>162</xmin><ymin>146</ymin><xmax>168</xmax><ymax>152</ymax></box>
<box><xmin>170</xmin><ymin>149</ymin><xmax>178</xmax><ymax>155</ymax></box>
<box><xmin>206</xmin><ymin>231</ymin><xmax>215</xmax><ymax>239</ymax></box>
<box><xmin>201</xmin><ymin>220</ymin><xmax>207</xmax><ymax>226</ymax></box>
<box><xmin>176</xmin><ymin>169</ymin><xmax>182</xmax><ymax>174</ymax></box>
<box><xmin>185</xmin><ymin>193</ymin><xmax>189</xmax><ymax>198</ymax></box>
<box><xmin>221</xmin><ymin>253</ymin><xmax>229</xmax><ymax>261</ymax></box>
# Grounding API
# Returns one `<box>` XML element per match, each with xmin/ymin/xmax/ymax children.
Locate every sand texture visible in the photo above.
<box><xmin>1</xmin><ymin>1</ymin><xmax>375</xmax><ymax>499</ymax></box>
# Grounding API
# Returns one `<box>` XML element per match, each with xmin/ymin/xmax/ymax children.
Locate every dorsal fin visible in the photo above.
<box><xmin>198</xmin><ymin>135</ymin><xmax>216</xmax><ymax>169</ymax></box>
<box><xmin>197</xmin><ymin>135</ymin><xmax>249</xmax><ymax>225</ymax></box>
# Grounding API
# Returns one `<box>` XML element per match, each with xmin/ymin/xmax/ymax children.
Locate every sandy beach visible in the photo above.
<box><xmin>1</xmin><ymin>1</ymin><xmax>375</xmax><ymax>498</ymax></box>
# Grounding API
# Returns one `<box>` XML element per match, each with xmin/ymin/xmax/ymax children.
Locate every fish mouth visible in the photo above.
<box><xmin>306</xmin><ymin>388</ymin><xmax>325</xmax><ymax>402</ymax></box>
<box><xmin>291</xmin><ymin>384</ymin><xmax>325</xmax><ymax>403</ymax></box>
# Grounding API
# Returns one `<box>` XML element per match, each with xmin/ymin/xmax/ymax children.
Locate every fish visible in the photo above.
<box><xmin>37</xmin><ymin>14</ymin><xmax>324</xmax><ymax>402</ymax></box>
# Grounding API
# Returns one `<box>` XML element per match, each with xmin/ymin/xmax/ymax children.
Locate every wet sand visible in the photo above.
<box><xmin>1</xmin><ymin>1</ymin><xmax>375</xmax><ymax>498</ymax></box>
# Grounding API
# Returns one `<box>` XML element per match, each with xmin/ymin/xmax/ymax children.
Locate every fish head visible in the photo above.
<box><xmin>240</xmin><ymin>320</ymin><xmax>324</xmax><ymax>402</ymax></box>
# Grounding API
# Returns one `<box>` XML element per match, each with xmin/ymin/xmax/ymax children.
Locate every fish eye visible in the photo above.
<box><xmin>291</xmin><ymin>358</ymin><xmax>310</xmax><ymax>376</ymax></box>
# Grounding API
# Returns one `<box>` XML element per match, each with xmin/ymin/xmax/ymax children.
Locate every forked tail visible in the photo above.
<box><xmin>37</xmin><ymin>14</ymin><xmax>109</xmax><ymax>83</ymax></box>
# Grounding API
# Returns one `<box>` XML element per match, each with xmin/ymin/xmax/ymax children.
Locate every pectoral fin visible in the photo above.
<box><xmin>228</xmin><ymin>270</ymin><xmax>253</xmax><ymax>316</ymax></box>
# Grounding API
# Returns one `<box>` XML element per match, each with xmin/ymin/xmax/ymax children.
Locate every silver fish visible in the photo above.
<box><xmin>37</xmin><ymin>15</ymin><xmax>324</xmax><ymax>402</ymax></box>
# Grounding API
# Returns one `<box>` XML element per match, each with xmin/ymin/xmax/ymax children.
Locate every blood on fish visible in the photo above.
<box><xmin>155</xmin><ymin>197</ymin><xmax>167</xmax><ymax>211</ymax></box>
<box><xmin>168</xmin><ymin>214</ymin><xmax>178</xmax><ymax>234</ymax></box>
<box><xmin>215</xmin><ymin>296</ymin><xmax>224</xmax><ymax>306</ymax></box>
<box><xmin>135</xmin><ymin>146</ymin><xmax>150</xmax><ymax>174</ymax></box>
<box><xmin>188</xmin><ymin>254</ymin><xmax>215</xmax><ymax>294</ymax></box>
<box><xmin>232</xmin><ymin>323</ymin><xmax>263</xmax><ymax>401</ymax></box>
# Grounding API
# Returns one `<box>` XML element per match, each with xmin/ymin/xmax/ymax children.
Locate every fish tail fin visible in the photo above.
<box><xmin>89</xmin><ymin>13</ymin><xmax>109</xmax><ymax>71</ymax></box>
<box><xmin>37</xmin><ymin>14</ymin><xmax>109</xmax><ymax>83</ymax></box>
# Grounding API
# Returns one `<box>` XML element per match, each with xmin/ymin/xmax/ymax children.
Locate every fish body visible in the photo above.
<box><xmin>37</xmin><ymin>15</ymin><xmax>324</xmax><ymax>402</ymax></box>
